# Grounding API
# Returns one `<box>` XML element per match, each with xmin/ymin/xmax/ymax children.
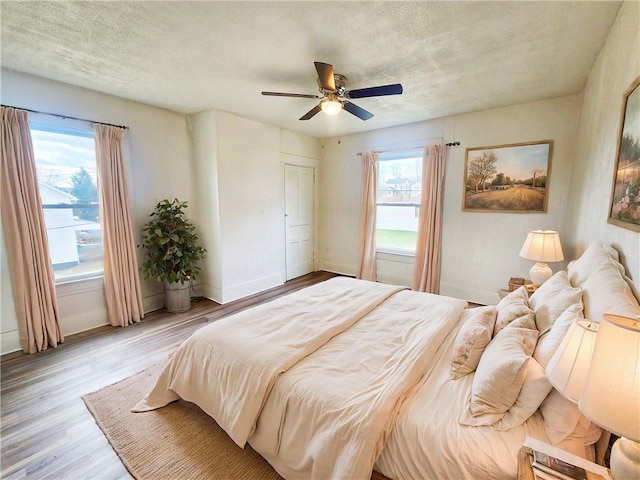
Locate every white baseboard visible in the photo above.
<box><xmin>1</xmin><ymin>330</ymin><xmax>21</xmax><ymax>355</ymax></box>
<box><xmin>1</xmin><ymin>307</ymin><xmax>110</xmax><ymax>355</ymax></box>
<box><xmin>204</xmin><ymin>271</ymin><xmax>287</xmax><ymax>304</ymax></box>
<box><xmin>61</xmin><ymin>308</ymin><xmax>109</xmax><ymax>336</ymax></box>
<box><xmin>201</xmin><ymin>282</ymin><xmax>222</xmax><ymax>304</ymax></box>
<box><xmin>143</xmin><ymin>292</ymin><xmax>164</xmax><ymax>314</ymax></box>
<box><xmin>318</xmin><ymin>261</ymin><xmax>356</xmax><ymax>277</ymax></box>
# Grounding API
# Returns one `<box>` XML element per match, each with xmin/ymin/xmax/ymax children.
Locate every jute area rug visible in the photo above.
<box><xmin>82</xmin><ymin>363</ymin><xmax>283</xmax><ymax>480</ymax></box>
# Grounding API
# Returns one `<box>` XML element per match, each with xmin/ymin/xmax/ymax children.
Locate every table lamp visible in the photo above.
<box><xmin>546</xmin><ymin>319</ymin><xmax>598</xmax><ymax>403</ymax></box>
<box><xmin>579</xmin><ymin>314</ymin><xmax>640</xmax><ymax>480</ymax></box>
<box><xmin>518</xmin><ymin>230</ymin><xmax>564</xmax><ymax>286</ymax></box>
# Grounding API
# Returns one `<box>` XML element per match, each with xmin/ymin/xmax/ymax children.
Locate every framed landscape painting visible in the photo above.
<box><xmin>608</xmin><ymin>76</ymin><xmax>640</xmax><ymax>232</ymax></box>
<box><xmin>462</xmin><ymin>140</ymin><xmax>553</xmax><ymax>213</ymax></box>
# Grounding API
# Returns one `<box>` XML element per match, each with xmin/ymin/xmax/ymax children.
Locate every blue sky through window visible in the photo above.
<box><xmin>29</xmin><ymin>124</ymin><xmax>103</xmax><ymax>281</ymax></box>
<box><xmin>30</xmin><ymin>127</ymin><xmax>97</xmax><ymax>189</ymax></box>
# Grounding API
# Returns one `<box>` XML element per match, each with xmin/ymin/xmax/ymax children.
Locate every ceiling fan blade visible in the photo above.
<box><xmin>299</xmin><ymin>103</ymin><xmax>322</xmax><ymax>121</ymax></box>
<box><xmin>343</xmin><ymin>101</ymin><xmax>374</xmax><ymax>121</ymax></box>
<box><xmin>262</xmin><ymin>91</ymin><xmax>321</xmax><ymax>99</ymax></box>
<box><xmin>314</xmin><ymin>62</ymin><xmax>336</xmax><ymax>91</ymax></box>
<box><xmin>347</xmin><ymin>83</ymin><xmax>403</xmax><ymax>99</ymax></box>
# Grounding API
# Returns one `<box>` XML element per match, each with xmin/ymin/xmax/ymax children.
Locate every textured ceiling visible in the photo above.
<box><xmin>0</xmin><ymin>1</ymin><xmax>622</xmax><ymax>138</ymax></box>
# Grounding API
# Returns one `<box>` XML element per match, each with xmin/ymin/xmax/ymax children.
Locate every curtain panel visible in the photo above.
<box><xmin>356</xmin><ymin>151</ymin><xmax>378</xmax><ymax>281</ymax></box>
<box><xmin>0</xmin><ymin>106</ymin><xmax>63</xmax><ymax>353</ymax></box>
<box><xmin>413</xmin><ymin>144</ymin><xmax>446</xmax><ymax>293</ymax></box>
<box><xmin>94</xmin><ymin>124</ymin><xmax>144</xmax><ymax>327</ymax></box>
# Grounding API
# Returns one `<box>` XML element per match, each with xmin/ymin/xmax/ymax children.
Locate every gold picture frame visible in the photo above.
<box><xmin>608</xmin><ymin>76</ymin><xmax>640</xmax><ymax>232</ymax></box>
<box><xmin>462</xmin><ymin>140</ymin><xmax>553</xmax><ymax>213</ymax></box>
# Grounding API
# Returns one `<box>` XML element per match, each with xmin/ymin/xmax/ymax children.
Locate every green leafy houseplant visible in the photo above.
<box><xmin>140</xmin><ymin>199</ymin><xmax>206</xmax><ymax>285</ymax></box>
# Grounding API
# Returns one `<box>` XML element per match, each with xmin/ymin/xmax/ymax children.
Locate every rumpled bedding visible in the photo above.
<box><xmin>374</xmin><ymin>308</ymin><xmax>551</xmax><ymax>480</ymax></box>
<box><xmin>132</xmin><ymin>277</ymin><xmax>405</xmax><ymax>447</ymax></box>
<box><xmin>249</xmin><ymin>289</ymin><xmax>467</xmax><ymax>480</ymax></box>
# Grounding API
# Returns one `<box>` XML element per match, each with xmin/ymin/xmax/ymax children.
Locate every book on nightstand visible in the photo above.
<box><xmin>532</xmin><ymin>450</ymin><xmax>588</xmax><ymax>480</ymax></box>
<box><xmin>532</xmin><ymin>468</ymin><xmax>568</xmax><ymax>480</ymax></box>
<box><xmin>522</xmin><ymin>437</ymin><xmax>611</xmax><ymax>480</ymax></box>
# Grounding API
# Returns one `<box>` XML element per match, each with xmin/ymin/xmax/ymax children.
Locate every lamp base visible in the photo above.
<box><xmin>529</xmin><ymin>262</ymin><xmax>552</xmax><ymax>286</ymax></box>
<box><xmin>610</xmin><ymin>437</ymin><xmax>640</xmax><ymax>480</ymax></box>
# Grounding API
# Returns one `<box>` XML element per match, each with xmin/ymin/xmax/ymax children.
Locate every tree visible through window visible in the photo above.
<box><xmin>376</xmin><ymin>148</ymin><xmax>423</xmax><ymax>254</ymax></box>
<box><xmin>30</xmin><ymin>124</ymin><xmax>103</xmax><ymax>282</ymax></box>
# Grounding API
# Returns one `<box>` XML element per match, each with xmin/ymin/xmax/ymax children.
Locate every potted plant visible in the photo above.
<box><xmin>140</xmin><ymin>198</ymin><xmax>206</xmax><ymax>313</ymax></box>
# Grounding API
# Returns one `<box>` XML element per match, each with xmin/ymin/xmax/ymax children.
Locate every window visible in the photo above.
<box><xmin>376</xmin><ymin>148</ymin><xmax>423</xmax><ymax>254</ymax></box>
<box><xmin>30</xmin><ymin>122</ymin><xmax>103</xmax><ymax>282</ymax></box>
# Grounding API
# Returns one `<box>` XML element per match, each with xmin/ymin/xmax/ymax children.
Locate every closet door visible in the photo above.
<box><xmin>284</xmin><ymin>164</ymin><xmax>314</xmax><ymax>280</ymax></box>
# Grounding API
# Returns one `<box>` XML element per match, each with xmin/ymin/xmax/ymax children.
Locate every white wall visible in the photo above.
<box><xmin>0</xmin><ymin>222</ymin><xmax>19</xmax><ymax>350</ymax></box>
<box><xmin>319</xmin><ymin>95</ymin><xmax>582</xmax><ymax>305</ymax></box>
<box><xmin>565</xmin><ymin>1</ymin><xmax>640</xmax><ymax>297</ymax></box>
<box><xmin>0</xmin><ymin>69</ymin><xmax>194</xmax><ymax>353</ymax></box>
<box><xmin>189</xmin><ymin>110</ymin><xmax>223</xmax><ymax>301</ymax></box>
<box><xmin>212</xmin><ymin>111</ymin><xmax>285</xmax><ymax>302</ymax></box>
<box><xmin>189</xmin><ymin>111</ymin><xmax>322</xmax><ymax>304</ymax></box>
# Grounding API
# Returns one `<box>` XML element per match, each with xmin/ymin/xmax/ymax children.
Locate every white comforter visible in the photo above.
<box><xmin>132</xmin><ymin>277</ymin><xmax>405</xmax><ymax>447</ymax></box>
<box><xmin>375</xmin><ymin>308</ymin><xmax>551</xmax><ymax>480</ymax></box>
<box><xmin>250</xmin><ymin>289</ymin><xmax>468</xmax><ymax>480</ymax></box>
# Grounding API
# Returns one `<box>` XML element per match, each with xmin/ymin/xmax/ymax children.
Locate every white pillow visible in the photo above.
<box><xmin>533</xmin><ymin>303</ymin><xmax>584</xmax><ymax>368</ymax></box>
<box><xmin>581</xmin><ymin>259</ymin><xmax>640</xmax><ymax>322</ymax></box>
<box><xmin>494</xmin><ymin>287</ymin><xmax>532</xmax><ymax>336</ymax></box>
<box><xmin>567</xmin><ymin>241</ymin><xmax>622</xmax><ymax>286</ymax></box>
<box><xmin>555</xmin><ymin>416</ymin><xmax>602</xmax><ymax>458</ymax></box>
<box><xmin>528</xmin><ymin>271</ymin><xmax>582</xmax><ymax>334</ymax></box>
<box><xmin>451</xmin><ymin>306</ymin><xmax>497</xmax><ymax>379</ymax></box>
<box><xmin>460</xmin><ymin>326</ymin><xmax>539</xmax><ymax>425</ymax></box>
<box><xmin>508</xmin><ymin>312</ymin><xmax>537</xmax><ymax>331</ymax></box>
<box><xmin>539</xmin><ymin>389</ymin><xmax>586</xmax><ymax>444</ymax></box>
<box><xmin>493</xmin><ymin>358</ymin><xmax>553</xmax><ymax>431</ymax></box>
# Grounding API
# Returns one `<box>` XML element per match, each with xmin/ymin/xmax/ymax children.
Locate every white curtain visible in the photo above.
<box><xmin>94</xmin><ymin>124</ymin><xmax>144</xmax><ymax>327</ymax></box>
<box><xmin>356</xmin><ymin>152</ymin><xmax>378</xmax><ymax>281</ymax></box>
<box><xmin>413</xmin><ymin>144</ymin><xmax>446</xmax><ymax>293</ymax></box>
<box><xmin>0</xmin><ymin>106</ymin><xmax>63</xmax><ymax>353</ymax></box>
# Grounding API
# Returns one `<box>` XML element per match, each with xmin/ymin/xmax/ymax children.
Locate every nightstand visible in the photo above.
<box><xmin>499</xmin><ymin>283</ymin><xmax>537</xmax><ymax>300</ymax></box>
<box><xmin>517</xmin><ymin>446</ymin><xmax>535</xmax><ymax>480</ymax></box>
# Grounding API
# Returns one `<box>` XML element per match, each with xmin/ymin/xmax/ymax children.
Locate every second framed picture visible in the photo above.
<box><xmin>462</xmin><ymin>140</ymin><xmax>553</xmax><ymax>213</ymax></box>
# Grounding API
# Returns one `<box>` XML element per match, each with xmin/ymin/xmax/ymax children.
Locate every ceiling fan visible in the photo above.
<box><xmin>262</xmin><ymin>61</ymin><xmax>403</xmax><ymax>121</ymax></box>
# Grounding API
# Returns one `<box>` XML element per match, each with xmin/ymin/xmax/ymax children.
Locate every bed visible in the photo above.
<box><xmin>133</xmin><ymin>241</ymin><xmax>640</xmax><ymax>480</ymax></box>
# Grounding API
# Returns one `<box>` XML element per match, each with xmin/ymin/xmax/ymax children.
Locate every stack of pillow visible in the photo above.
<box><xmin>449</xmin><ymin>242</ymin><xmax>640</xmax><ymax>456</ymax></box>
<box><xmin>451</xmin><ymin>271</ymin><xmax>586</xmax><ymax>441</ymax></box>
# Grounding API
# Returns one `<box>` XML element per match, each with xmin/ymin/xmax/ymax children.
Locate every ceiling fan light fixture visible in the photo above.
<box><xmin>264</xmin><ymin>62</ymin><xmax>402</xmax><ymax>121</ymax></box>
<box><xmin>321</xmin><ymin>98</ymin><xmax>342</xmax><ymax>116</ymax></box>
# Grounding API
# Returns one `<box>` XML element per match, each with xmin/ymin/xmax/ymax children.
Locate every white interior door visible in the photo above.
<box><xmin>285</xmin><ymin>164</ymin><xmax>314</xmax><ymax>280</ymax></box>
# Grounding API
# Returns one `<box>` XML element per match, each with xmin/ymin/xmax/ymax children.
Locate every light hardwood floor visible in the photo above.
<box><xmin>1</xmin><ymin>271</ymin><xmax>337</xmax><ymax>480</ymax></box>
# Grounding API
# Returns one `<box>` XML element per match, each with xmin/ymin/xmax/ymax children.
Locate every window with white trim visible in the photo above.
<box><xmin>30</xmin><ymin>122</ymin><xmax>103</xmax><ymax>282</ymax></box>
<box><xmin>376</xmin><ymin>148</ymin><xmax>422</xmax><ymax>254</ymax></box>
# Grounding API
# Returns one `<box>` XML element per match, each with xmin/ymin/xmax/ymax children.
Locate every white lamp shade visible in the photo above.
<box><xmin>321</xmin><ymin>99</ymin><xmax>342</xmax><ymax>115</ymax></box>
<box><xmin>519</xmin><ymin>230</ymin><xmax>564</xmax><ymax>263</ymax></box>
<box><xmin>579</xmin><ymin>314</ymin><xmax>640</xmax><ymax>442</ymax></box>
<box><xmin>546</xmin><ymin>319</ymin><xmax>598</xmax><ymax>403</ymax></box>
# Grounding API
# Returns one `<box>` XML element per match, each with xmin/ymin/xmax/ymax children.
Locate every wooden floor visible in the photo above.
<box><xmin>0</xmin><ymin>271</ymin><xmax>337</xmax><ymax>480</ymax></box>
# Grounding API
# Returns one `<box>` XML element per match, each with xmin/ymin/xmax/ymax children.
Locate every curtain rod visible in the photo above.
<box><xmin>357</xmin><ymin>140</ymin><xmax>460</xmax><ymax>156</ymax></box>
<box><xmin>1</xmin><ymin>104</ymin><xmax>129</xmax><ymax>130</ymax></box>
